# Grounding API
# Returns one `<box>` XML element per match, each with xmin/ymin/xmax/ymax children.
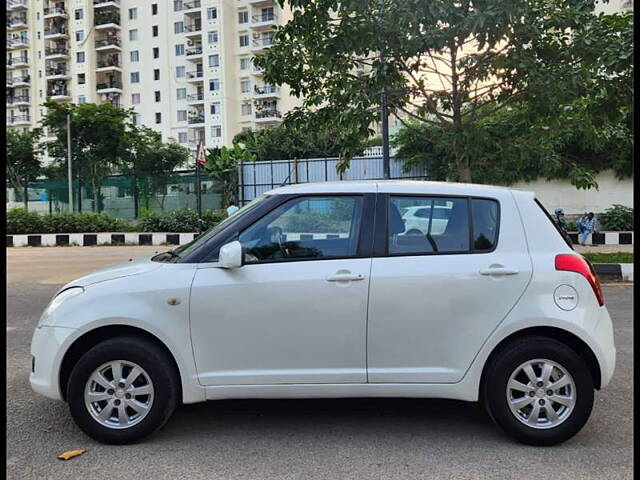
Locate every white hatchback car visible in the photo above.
<box><xmin>30</xmin><ymin>181</ymin><xmax>616</xmax><ymax>445</ymax></box>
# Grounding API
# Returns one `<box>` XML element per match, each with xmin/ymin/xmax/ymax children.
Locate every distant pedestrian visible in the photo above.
<box><xmin>579</xmin><ymin>212</ymin><xmax>598</xmax><ymax>246</ymax></box>
<box><xmin>554</xmin><ymin>208</ymin><xmax>567</xmax><ymax>231</ymax></box>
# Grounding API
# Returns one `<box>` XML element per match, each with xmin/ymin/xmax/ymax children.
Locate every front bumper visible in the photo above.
<box><xmin>29</xmin><ymin>325</ymin><xmax>77</xmax><ymax>401</ymax></box>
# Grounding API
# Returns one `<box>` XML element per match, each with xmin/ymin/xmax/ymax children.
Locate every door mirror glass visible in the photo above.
<box><xmin>218</xmin><ymin>240</ymin><xmax>243</xmax><ymax>268</ymax></box>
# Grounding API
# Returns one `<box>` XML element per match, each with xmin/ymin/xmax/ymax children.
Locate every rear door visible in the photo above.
<box><xmin>367</xmin><ymin>190</ymin><xmax>532</xmax><ymax>383</ymax></box>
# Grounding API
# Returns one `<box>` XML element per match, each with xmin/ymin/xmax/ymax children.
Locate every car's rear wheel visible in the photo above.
<box><xmin>67</xmin><ymin>336</ymin><xmax>179</xmax><ymax>444</ymax></box>
<box><xmin>483</xmin><ymin>336</ymin><xmax>594</xmax><ymax>446</ymax></box>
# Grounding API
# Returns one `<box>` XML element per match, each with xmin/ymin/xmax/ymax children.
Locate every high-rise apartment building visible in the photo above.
<box><xmin>6</xmin><ymin>0</ymin><xmax>300</xmax><ymax>154</ymax></box>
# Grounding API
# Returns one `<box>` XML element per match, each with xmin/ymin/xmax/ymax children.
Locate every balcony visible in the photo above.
<box><xmin>7</xmin><ymin>55</ymin><xmax>28</xmax><ymax>68</ymax></box>
<box><xmin>95</xmin><ymin>36</ymin><xmax>121</xmax><ymax>51</ymax></box>
<box><xmin>44</xmin><ymin>45</ymin><xmax>70</xmax><ymax>59</ymax></box>
<box><xmin>46</xmin><ymin>66</ymin><xmax>71</xmax><ymax>80</ymax></box>
<box><xmin>6</xmin><ymin>94</ymin><xmax>30</xmax><ymax>106</ymax></box>
<box><xmin>6</xmin><ymin>14</ymin><xmax>27</xmax><ymax>30</ymax></box>
<box><xmin>6</xmin><ymin>74</ymin><xmax>29</xmax><ymax>86</ymax></box>
<box><xmin>44</xmin><ymin>26</ymin><xmax>69</xmax><ymax>40</ymax></box>
<box><xmin>186</xmin><ymin>70</ymin><xmax>204</xmax><ymax>82</ymax></box>
<box><xmin>250</xmin><ymin>12</ymin><xmax>276</xmax><ymax>30</ymax></box>
<box><xmin>187</xmin><ymin>92</ymin><xmax>205</xmax><ymax>104</ymax></box>
<box><xmin>94</xmin><ymin>13</ymin><xmax>121</xmax><ymax>29</ymax></box>
<box><xmin>184</xmin><ymin>22</ymin><xmax>202</xmax><ymax>38</ymax></box>
<box><xmin>7</xmin><ymin>36</ymin><xmax>28</xmax><ymax>49</ymax></box>
<box><xmin>251</xmin><ymin>37</ymin><xmax>274</xmax><ymax>53</ymax></box>
<box><xmin>254</xmin><ymin>109</ymin><xmax>282</xmax><ymax>123</ymax></box>
<box><xmin>93</xmin><ymin>0</ymin><xmax>120</xmax><ymax>8</ymax></box>
<box><xmin>254</xmin><ymin>85</ymin><xmax>279</xmax><ymax>99</ymax></box>
<box><xmin>185</xmin><ymin>46</ymin><xmax>203</xmax><ymax>61</ymax></box>
<box><xmin>7</xmin><ymin>115</ymin><xmax>31</xmax><ymax>126</ymax></box>
<box><xmin>6</xmin><ymin>0</ymin><xmax>28</xmax><ymax>11</ymax></box>
<box><xmin>43</xmin><ymin>6</ymin><xmax>68</xmax><ymax>19</ymax></box>
<box><xmin>188</xmin><ymin>112</ymin><xmax>205</xmax><ymax>126</ymax></box>
<box><xmin>183</xmin><ymin>0</ymin><xmax>201</xmax><ymax>13</ymax></box>
<box><xmin>96</xmin><ymin>55</ymin><xmax>121</xmax><ymax>72</ymax></box>
<box><xmin>96</xmin><ymin>80</ymin><xmax>123</xmax><ymax>93</ymax></box>
<box><xmin>47</xmin><ymin>86</ymin><xmax>71</xmax><ymax>101</ymax></box>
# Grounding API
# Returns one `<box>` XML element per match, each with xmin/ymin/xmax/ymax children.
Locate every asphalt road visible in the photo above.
<box><xmin>6</xmin><ymin>247</ymin><xmax>634</xmax><ymax>480</ymax></box>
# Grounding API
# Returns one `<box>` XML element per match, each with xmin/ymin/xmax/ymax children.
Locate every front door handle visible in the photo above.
<box><xmin>326</xmin><ymin>273</ymin><xmax>365</xmax><ymax>282</ymax></box>
<box><xmin>479</xmin><ymin>267</ymin><xmax>519</xmax><ymax>276</ymax></box>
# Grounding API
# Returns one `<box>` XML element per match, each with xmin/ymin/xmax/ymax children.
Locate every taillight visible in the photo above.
<box><xmin>555</xmin><ymin>254</ymin><xmax>605</xmax><ymax>306</ymax></box>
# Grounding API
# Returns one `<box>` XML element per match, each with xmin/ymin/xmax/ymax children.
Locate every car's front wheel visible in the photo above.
<box><xmin>483</xmin><ymin>336</ymin><xmax>594</xmax><ymax>446</ymax></box>
<box><xmin>67</xmin><ymin>336</ymin><xmax>179</xmax><ymax>444</ymax></box>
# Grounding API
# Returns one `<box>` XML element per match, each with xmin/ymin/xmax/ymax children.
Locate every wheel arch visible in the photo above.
<box><xmin>479</xmin><ymin>326</ymin><xmax>602</xmax><ymax>399</ymax></box>
<box><xmin>59</xmin><ymin>324</ymin><xmax>183</xmax><ymax>403</ymax></box>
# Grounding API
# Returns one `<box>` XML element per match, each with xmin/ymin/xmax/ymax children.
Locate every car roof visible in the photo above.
<box><xmin>267</xmin><ymin>180</ymin><xmax>529</xmax><ymax>197</ymax></box>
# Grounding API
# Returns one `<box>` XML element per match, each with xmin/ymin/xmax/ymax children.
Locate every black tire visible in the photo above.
<box><xmin>483</xmin><ymin>336</ymin><xmax>594</xmax><ymax>446</ymax></box>
<box><xmin>67</xmin><ymin>336</ymin><xmax>179</xmax><ymax>445</ymax></box>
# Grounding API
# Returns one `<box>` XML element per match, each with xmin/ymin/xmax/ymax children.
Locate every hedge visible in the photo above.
<box><xmin>6</xmin><ymin>208</ymin><xmax>227</xmax><ymax>235</ymax></box>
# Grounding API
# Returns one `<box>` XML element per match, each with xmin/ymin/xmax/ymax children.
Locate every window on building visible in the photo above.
<box><xmin>131</xmin><ymin>93</ymin><xmax>141</xmax><ymax>104</ymax></box>
<box><xmin>239</xmin><ymin>34</ymin><xmax>249</xmax><ymax>47</ymax></box>
<box><xmin>240</xmin><ymin>79</ymin><xmax>251</xmax><ymax>93</ymax></box>
<box><xmin>77</xmin><ymin>73</ymin><xmax>85</xmax><ymax>85</ymax></box>
<box><xmin>175</xmin><ymin>44</ymin><xmax>185</xmax><ymax>56</ymax></box>
<box><xmin>38</xmin><ymin>32</ymin><xmax>41</xmax><ymax>40</ymax></box>
<box><xmin>240</xmin><ymin>57</ymin><xmax>251</xmax><ymax>70</ymax></box>
<box><xmin>176</xmin><ymin>66</ymin><xmax>186</xmax><ymax>77</ymax></box>
<box><xmin>241</xmin><ymin>102</ymin><xmax>252</xmax><ymax>115</ymax></box>
<box><xmin>177</xmin><ymin>110</ymin><xmax>187</xmax><ymax>121</ymax></box>
<box><xmin>154</xmin><ymin>69</ymin><xmax>160</xmax><ymax>80</ymax></box>
<box><xmin>152</xmin><ymin>25</ymin><xmax>159</xmax><ymax>37</ymax></box>
<box><xmin>209</xmin><ymin>79</ymin><xmax>220</xmax><ymax>91</ymax></box>
<box><xmin>211</xmin><ymin>102</ymin><xmax>221</xmax><ymax>115</ymax></box>
<box><xmin>238</xmin><ymin>11</ymin><xmax>249</xmax><ymax>24</ymax></box>
<box><xmin>75</xmin><ymin>30</ymin><xmax>84</xmax><ymax>42</ymax></box>
<box><xmin>131</xmin><ymin>72</ymin><xmax>140</xmax><ymax>83</ymax></box>
<box><xmin>207</xmin><ymin>7</ymin><xmax>217</xmax><ymax>19</ymax></box>
<box><xmin>208</xmin><ymin>54</ymin><xmax>219</xmax><ymax>68</ymax></box>
<box><xmin>174</xmin><ymin>1</ymin><xmax>183</xmax><ymax>12</ymax></box>
<box><xmin>129</xmin><ymin>29</ymin><xmax>139</xmax><ymax>41</ymax></box>
<box><xmin>208</xmin><ymin>31</ymin><xmax>218</xmax><ymax>44</ymax></box>
<box><xmin>75</xmin><ymin>8</ymin><xmax>83</xmax><ymax>20</ymax></box>
<box><xmin>129</xmin><ymin>8</ymin><xmax>137</xmax><ymax>20</ymax></box>
<box><xmin>176</xmin><ymin>88</ymin><xmax>187</xmax><ymax>99</ymax></box>
<box><xmin>174</xmin><ymin>21</ymin><xmax>184</xmax><ymax>34</ymax></box>
<box><xmin>130</xmin><ymin>50</ymin><xmax>139</xmax><ymax>62</ymax></box>
<box><xmin>78</xmin><ymin>95</ymin><xmax>86</xmax><ymax>104</ymax></box>
<box><xmin>178</xmin><ymin>132</ymin><xmax>188</xmax><ymax>144</ymax></box>
<box><xmin>155</xmin><ymin>112</ymin><xmax>162</xmax><ymax>124</ymax></box>
<box><xmin>153</xmin><ymin>47</ymin><xmax>159</xmax><ymax>59</ymax></box>
<box><xmin>211</xmin><ymin>126</ymin><xmax>222</xmax><ymax>138</ymax></box>
<box><xmin>76</xmin><ymin>51</ymin><xmax>85</xmax><ymax>63</ymax></box>
<box><xmin>152</xmin><ymin>3</ymin><xmax>158</xmax><ymax>15</ymax></box>
<box><xmin>155</xmin><ymin>91</ymin><xmax>161</xmax><ymax>102</ymax></box>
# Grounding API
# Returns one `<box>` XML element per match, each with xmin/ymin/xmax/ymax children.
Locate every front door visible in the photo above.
<box><xmin>190</xmin><ymin>194</ymin><xmax>372</xmax><ymax>385</ymax></box>
<box><xmin>367</xmin><ymin>191</ymin><xmax>532</xmax><ymax>383</ymax></box>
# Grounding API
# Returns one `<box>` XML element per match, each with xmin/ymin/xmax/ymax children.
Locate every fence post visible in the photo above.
<box><xmin>23</xmin><ymin>176</ymin><xmax>28</xmax><ymax>210</ymax></box>
<box><xmin>294</xmin><ymin>157</ymin><xmax>298</xmax><ymax>183</ymax></box>
<box><xmin>239</xmin><ymin>160</ymin><xmax>244</xmax><ymax>205</ymax></box>
<box><xmin>132</xmin><ymin>174</ymin><xmax>139</xmax><ymax>218</ymax></box>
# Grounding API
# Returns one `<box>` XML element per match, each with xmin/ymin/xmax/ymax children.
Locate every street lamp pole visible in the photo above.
<box><xmin>66</xmin><ymin>113</ymin><xmax>73</xmax><ymax>212</ymax></box>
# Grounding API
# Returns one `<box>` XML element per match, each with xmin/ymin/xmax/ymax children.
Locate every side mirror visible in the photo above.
<box><xmin>218</xmin><ymin>241</ymin><xmax>243</xmax><ymax>269</ymax></box>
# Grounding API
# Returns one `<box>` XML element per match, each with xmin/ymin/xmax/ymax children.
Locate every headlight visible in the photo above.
<box><xmin>39</xmin><ymin>287</ymin><xmax>84</xmax><ymax>325</ymax></box>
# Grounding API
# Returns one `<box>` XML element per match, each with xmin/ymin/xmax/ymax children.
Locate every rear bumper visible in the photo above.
<box><xmin>592</xmin><ymin>307</ymin><xmax>616</xmax><ymax>389</ymax></box>
<box><xmin>29</xmin><ymin>325</ymin><xmax>76</xmax><ymax>401</ymax></box>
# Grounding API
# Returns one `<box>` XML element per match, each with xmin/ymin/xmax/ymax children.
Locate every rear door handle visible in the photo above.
<box><xmin>479</xmin><ymin>268</ymin><xmax>519</xmax><ymax>276</ymax></box>
<box><xmin>326</xmin><ymin>273</ymin><xmax>365</xmax><ymax>282</ymax></box>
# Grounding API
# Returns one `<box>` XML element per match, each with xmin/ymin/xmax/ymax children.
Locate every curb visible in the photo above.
<box><xmin>6</xmin><ymin>232</ymin><xmax>199</xmax><ymax>247</ymax></box>
<box><xmin>594</xmin><ymin>263</ymin><xmax>634</xmax><ymax>282</ymax></box>
<box><xmin>567</xmin><ymin>231</ymin><xmax>633</xmax><ymax>245</ymax></box>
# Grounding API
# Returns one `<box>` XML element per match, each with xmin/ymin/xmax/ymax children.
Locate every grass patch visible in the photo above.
<box><xmin>582</xmin><ymin>252</ymin><xmax>633</xmax><ymax>264</ymax></box>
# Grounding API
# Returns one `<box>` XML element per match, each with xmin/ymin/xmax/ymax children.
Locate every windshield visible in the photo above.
<box><xmin>153</xmin><ymin>195</ymin><xmax>270</xmax><ymax>262</ymax></box>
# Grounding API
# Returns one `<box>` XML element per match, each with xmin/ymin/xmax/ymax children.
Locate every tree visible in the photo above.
<box><xmin>124</xmin><ymin>126</ymin><xmax>191</xmax><ymax>213</ymax></box>
<box><xmin>255</xmin><ymin>0</ymin><xmax>633</xmax><ymax>181</ymax></box>
<box><xmin>6</xmin><ymin>128</ymin><xmax>43</xmax><ymax>208</ymax></box>
<box><xmin>40</xmin><ymin>101</ymin><xmax>133</xmax><ymax>212</ymax></box>
<box><xmin>203</xmin><ymin>144</ymin><xmax>256</xmax><ymax>208</ymax></box>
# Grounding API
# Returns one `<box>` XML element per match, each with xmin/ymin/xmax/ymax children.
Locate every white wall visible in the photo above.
<box><xmin>510</xmin><ymin>170</ymin><xmax>633</xmax><ymax>214</ymax></box>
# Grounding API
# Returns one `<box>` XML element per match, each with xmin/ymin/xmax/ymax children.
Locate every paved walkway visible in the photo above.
<box><xmin>574</xmin><ymin>244</ymin><xmax>633</xmax><ymax>254</ymax></box>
